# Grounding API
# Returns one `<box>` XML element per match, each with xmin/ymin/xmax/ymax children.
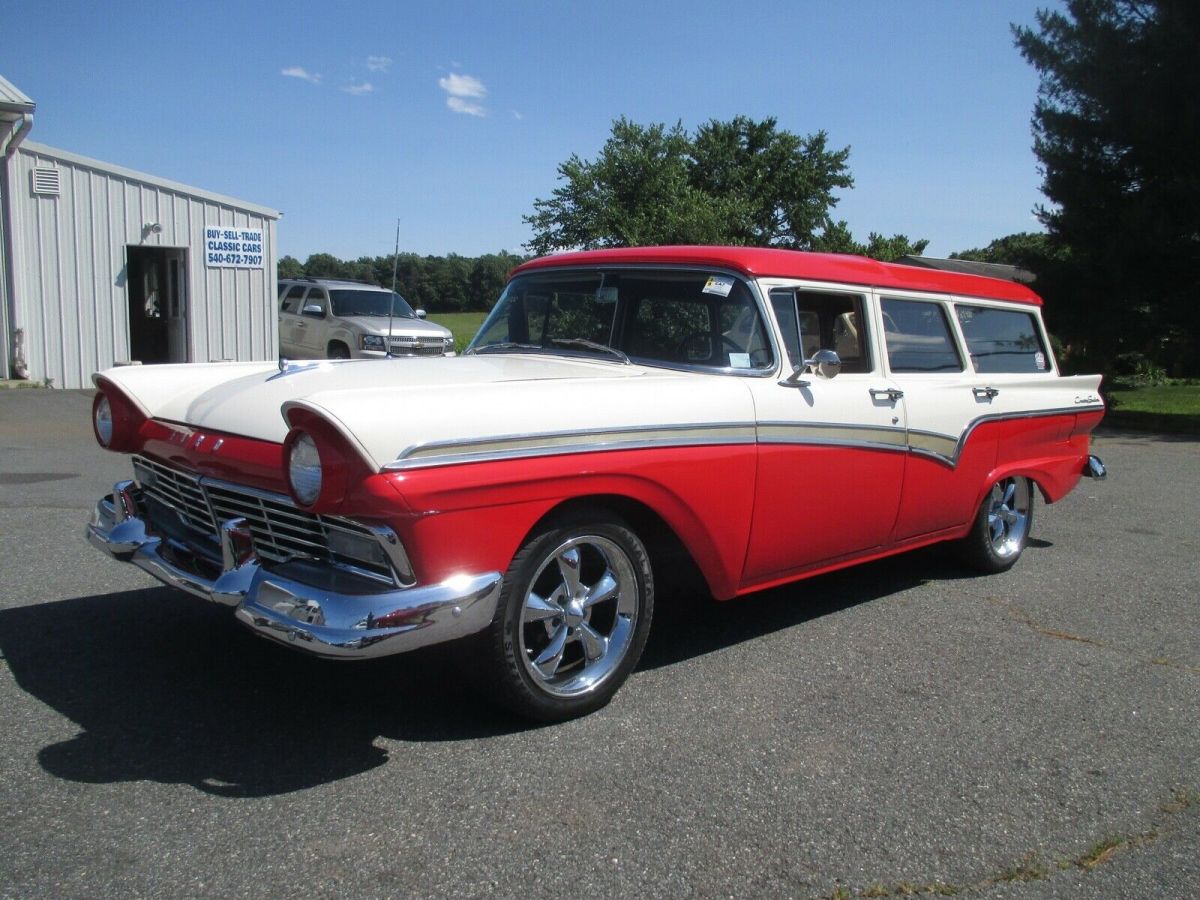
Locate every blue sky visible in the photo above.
<box><xmin>4</xmin><ymin>0</ymin><xmax>1059</xmax><ymax>261</ymax></box>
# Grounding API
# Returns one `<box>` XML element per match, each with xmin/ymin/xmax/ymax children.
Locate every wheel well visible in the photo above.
<box><xmin>531</xmin><ymin>495</ymin><xmax>710</xmax><ymax>598</ymax></box>
<box><xmin>327</xmin><ymin>339</ymin><xmax>350</xmax><ymax>355</ymax></box>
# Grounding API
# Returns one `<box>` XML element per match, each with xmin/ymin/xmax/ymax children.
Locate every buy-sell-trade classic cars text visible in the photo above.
<box><xmin>87</xmin><ymin>247</ymin><xmax>1106</xmax><ymax>720</ymax></box>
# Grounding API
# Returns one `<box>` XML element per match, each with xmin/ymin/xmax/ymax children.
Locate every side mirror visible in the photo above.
<box><xmin>804</xmin><ymin>348</ymin><xmax>842</xmax><ymax>379</ymax></box>
<box><xmin>302</xmin><ymin>304</ymin><xmax>326</xmax><ymax>318</ymax></box>
<box><xmin>414</xmin><ymin>308</ymin><xmax>427</xmax><ymax>319</ymax></box>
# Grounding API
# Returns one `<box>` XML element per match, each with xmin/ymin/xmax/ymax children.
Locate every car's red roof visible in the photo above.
<box><xmin>512</xmin><ymin>246</ymin><xmax>1042</xmax><ymax>306</ymax></box>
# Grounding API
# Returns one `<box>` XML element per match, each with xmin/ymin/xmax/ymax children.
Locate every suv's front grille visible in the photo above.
<box><xmin>388</xmin><ymin>336</ymin><xmax>447</xmax><ymax>356</ymax></box>
<box><xmin>132</xmin><ymin>455</ymin><xmax>395</xmax><ymax>580</ymax></box>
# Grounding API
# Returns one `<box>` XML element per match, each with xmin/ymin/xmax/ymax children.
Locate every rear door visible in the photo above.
<box><xmin>878</xmin><ymin>293</ymin><xmax>993</xmax><ymax>540</ymax></box>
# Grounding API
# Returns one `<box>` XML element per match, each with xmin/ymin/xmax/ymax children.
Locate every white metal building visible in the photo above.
<box><xmin>1</xmin><ymin>75</ymin><xmax>280</xmax><ymax>389</ymax></box>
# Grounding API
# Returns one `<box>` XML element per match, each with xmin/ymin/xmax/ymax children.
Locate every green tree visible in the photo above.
<box><xmin>525</xmin><ymin>116</ymin><xmax>922</xmax><ymax>258</ymax></box>
<box><xmin>1014</xmin><ymin>0</ymin><xmax>1200</xmax><ymax>372</ymax></box>
<box><xmin>277</xmin><ymin>255</ymin><xmax>304</xmax><ymax>278</ymax></box>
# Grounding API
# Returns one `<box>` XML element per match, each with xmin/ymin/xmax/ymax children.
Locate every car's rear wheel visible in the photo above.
<box><xmin>477</xmin><ymin>509</ymin><xmax>653</xmax><ymax>721</ymax></box>
<box><xmin>958</xmin><ymin>476</ymin><xmax>1034</xmax><ymax>573</ymax></box>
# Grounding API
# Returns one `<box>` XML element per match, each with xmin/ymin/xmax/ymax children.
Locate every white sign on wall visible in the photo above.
<box><xmin>204</xmin><ymin>226</ymin><xmax>264</xmax><ymax>268</ymax></box>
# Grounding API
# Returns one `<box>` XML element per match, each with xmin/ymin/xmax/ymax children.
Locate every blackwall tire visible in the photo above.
<box><xmin>478</xmin><ymin>509</ymin><xmax>653</xmax><ymax>721</ymax></box>
<box><xmin>958</xmin><ymin>476</ymin><xmax>1035</xmax><ymax>574</ymax></box>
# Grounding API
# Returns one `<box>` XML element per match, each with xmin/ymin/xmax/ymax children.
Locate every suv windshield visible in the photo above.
<box><xmin>329</xmin><ymin>289</ymin><xmax>417</xmax><ymax>319</ymax></box>
<box><xmin>469</xmin><ymin>269</ymin><xmax>773</xmax><ymax>372</ymax></box>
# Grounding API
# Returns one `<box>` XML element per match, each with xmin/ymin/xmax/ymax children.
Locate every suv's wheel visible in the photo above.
<box><xmin>327</xmin><ymin>342</ymin><xmax>351</xmax><ymax>360</ymax></box>
<box><xmin>477</xmin><ymin>509</ymin><xmax>653</xmax><ymax>721</ymax></box>
<box><xmin>958</xmin><ymin>476</ymin><xmax>1034</xmax><ymax>573</ymax></box>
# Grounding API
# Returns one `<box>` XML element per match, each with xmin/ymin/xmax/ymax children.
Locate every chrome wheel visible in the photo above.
<box><xmin>517</xmin><ymin>534</ymin><xmax>640</xmax><ymax>698</ymax></box>
<box><xmin>985</xmin><ymin>477</ymin><xmax>1032</xmax><ymax>559</ymax></box>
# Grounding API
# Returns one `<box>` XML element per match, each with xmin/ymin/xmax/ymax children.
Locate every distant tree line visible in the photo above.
<box><xmin>277</xmin><ymin>251</ymin><xmax>527</xmax><ymax>313</ymax></box>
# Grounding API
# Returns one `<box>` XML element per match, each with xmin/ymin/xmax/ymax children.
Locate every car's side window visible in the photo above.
<box><xmin>881</xmin><ymin>297</ymin><xmax>963</xmax><ymax>373</ymax></box>
<box><xmin>955</xmin><ymin>304</ymin><xmax>1051</xmax><ymax>373</ymax></box>
<box><xmin>280</xmin><ymin>284</ymin><xmax>305</xmax><ymax>314</ymax></box>
<box><xmin>771</xmin><ymin>289</ymin><xmax>871</xmax><ymax>373</ymax></box>
<box><xmin>302</xmin><ymin>289</ymin><xmax>328</xmax><ymax>317</ymax></box>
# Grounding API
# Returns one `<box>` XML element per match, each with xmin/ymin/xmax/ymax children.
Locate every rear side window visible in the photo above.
<box><xmin>955</xmin><ymin>305</ymin><xmax>1050</xmax><ymax>373</ymax></box>
<box><xmin>882</xmin><ymin>298</ymin><xmax>962</xmax><ymax>373</ymax></box>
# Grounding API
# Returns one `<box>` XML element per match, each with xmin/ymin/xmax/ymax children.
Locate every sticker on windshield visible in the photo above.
<box><xmin>702</xmin><ymin>275</ymin><xmax>735</xmax><ymax>297</ymax></box>
<box><xmin>1034</xmin><ymin>351</ymin><xmax>1046</xmax><ymax>370</ymax></box>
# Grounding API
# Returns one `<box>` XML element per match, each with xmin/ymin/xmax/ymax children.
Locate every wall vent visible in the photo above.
<box><xmin>32</xmin><ymin>167</ymin><xmax>61</xmax><ymax>196</ymax></box>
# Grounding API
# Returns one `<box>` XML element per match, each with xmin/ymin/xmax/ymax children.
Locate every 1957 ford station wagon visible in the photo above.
<box><xmin>87</xmin><ymin>246</ymin><xmax>1106</xmax><ymax>720</ymax></box>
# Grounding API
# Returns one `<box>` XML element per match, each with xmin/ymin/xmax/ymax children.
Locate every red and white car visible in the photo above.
<box><xmin>87</xmin><ymin>247</ymin><xmax>1106</xmax><ymax>720</ymax></box>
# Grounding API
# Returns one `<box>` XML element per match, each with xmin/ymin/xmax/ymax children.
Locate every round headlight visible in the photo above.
<box><xmin>288</xmin><ymin>433</ymin><xmax>322</xmax><ymax>506</ymax></box>
<box><xmin>94</xmin><ymin>394</ymin><xmax>114</xmax><ymax>447</ymax></box>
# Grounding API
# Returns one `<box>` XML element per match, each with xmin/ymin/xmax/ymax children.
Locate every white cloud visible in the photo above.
<box><xmin>281</xmin><ymin>66</ymin><xmax>321</xmax><ymax>84</ymax></box>
<box><xmin>439</xmin><ymin>72</ymin><xmax>488</xmax><ymax>116</ymax></box>
<box><xmin>366</xmin><ymin>55</ymin><xmax>393</xmax><ymax>72</ymax></box>
<box><xmin>342</xmin><ymin>82</ymin><xmax>374</xmax><ymax>96</ymax></box>
<box><xmin>512</xmin><ymin>110</ymin><xmax>524</xmax><ymax>120</ymax></box>
<box><xmin>447</xmin><ymin>96</ymin><xmax>486</xmax><ymax>116</ymax></box>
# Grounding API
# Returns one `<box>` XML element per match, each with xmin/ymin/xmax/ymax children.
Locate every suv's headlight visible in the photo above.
<box><xmin>361</xmin><ymin>334</ymin><xmax>386</xmax><ymax>350</ymax></box>
<box><xmin>287</xmin><ymin>433</ymin><xmax>322</xmax><ymax>506</ymax></box>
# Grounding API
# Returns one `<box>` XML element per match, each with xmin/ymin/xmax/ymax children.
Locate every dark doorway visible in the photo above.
<box><xmin>126</xmin><ymin>246</ymin><xmax>189</xmax><ymax>364</ymax></box>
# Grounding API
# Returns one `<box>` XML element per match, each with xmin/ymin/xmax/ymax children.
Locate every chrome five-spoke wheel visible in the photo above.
<box><xmin>960</xmin><ymin>475</ymin><xmax>1035</xmax><ymax>573</ymax></box>
<box><xmin>519</xmin><ymin>534</ymin><xmax>638</xmax><ymax>697</ymax></box>
<box><xmin>479</xmin><ymin>510</ymin><xmax>654</xmax><ymax>721</ymax></box>
<box><xmin>986</xmin><ymin>477</ymin><xmax>1032</xmax><ymax>559</ymax></box>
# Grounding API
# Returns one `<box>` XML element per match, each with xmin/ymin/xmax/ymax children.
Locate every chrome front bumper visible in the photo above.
<box><xmin>86</xmin><ymin>481</ymin><xmax>502</xmax><ymax>659</ymax></box>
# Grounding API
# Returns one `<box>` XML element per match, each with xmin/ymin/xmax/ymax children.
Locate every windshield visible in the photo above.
<box><xmin>468</xmin><ymin>268</ymin><xmax>773</xmax><ymax>372</ymax></box>
<box><xmin>329</xmin><ymin>289</ymin><xmax>417</xmax><ymax>319</ymax></box>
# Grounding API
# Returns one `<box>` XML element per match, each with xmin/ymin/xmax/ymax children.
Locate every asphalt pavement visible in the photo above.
<box><xmin>1</xmin><ymin>389</ymin><xmax>1197</xmax><ymax>898</ymax></box>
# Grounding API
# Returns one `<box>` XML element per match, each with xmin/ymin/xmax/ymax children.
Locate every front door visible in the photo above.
<box><xmin>126</xmin><ymin>247</ymin><xmax>189</xmax><ymax>364</ymax></box>
<box><xmin>742</xmin><ymin>288</ymin><xmax>907</xmax><ymax>584</ymax></box>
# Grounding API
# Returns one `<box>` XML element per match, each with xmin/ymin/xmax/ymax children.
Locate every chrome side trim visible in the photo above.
<box><xmin>383</xmin><ymin>404</ymin><xmax>1104</xmax><ymax>472</ymax></box>
<box><xmin>385</xmin><ymin>422</ymin><xmax>758</xmax><ymax>471</ymax></box>
<box><xmin>756</xmin><ymin>421</ymin><xmax>908</xmax><ymax>453</ymax></box>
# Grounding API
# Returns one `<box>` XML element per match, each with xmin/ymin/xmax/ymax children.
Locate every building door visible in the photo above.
<box><xmin>126</xmin><ymin>247</ymin><xmax>189</xmax><ymax>364</ymax></box>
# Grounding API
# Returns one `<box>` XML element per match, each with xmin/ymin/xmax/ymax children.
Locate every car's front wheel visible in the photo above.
<box><xmin>958</xmin><ymin>476</ymin><xmax>1034</xmax><ymax>573</ymax></box>
<box><xmin>477</xmin><ymin>509</ymin><xmax>653</xmax><ymax>721</ymax></box>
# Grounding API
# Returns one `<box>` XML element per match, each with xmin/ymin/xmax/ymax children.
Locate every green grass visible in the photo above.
<box><xmin>1105</xmin><ymin>381</ymin><xmax>1200</xmax><ymax>434</ymax></box>
<box><xmin>425</xmin><ymin>311</ymin><xmax>488</xmax><ymax>353</ymax></box>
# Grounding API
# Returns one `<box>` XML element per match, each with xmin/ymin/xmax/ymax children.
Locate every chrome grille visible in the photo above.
<box><xmin>133</xmin><ymin>456</ymin><xmax>216</xmax><ymax>533</ymax></box>
<box><xmin>131</xmin><ymin>455</ymin><xmax>387</xmax><ymax>575</ymax></box>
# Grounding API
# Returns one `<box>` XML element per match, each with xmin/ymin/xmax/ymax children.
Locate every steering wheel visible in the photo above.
<box><xmin>676</xmin><ymin>332</ymin><xmax>744</xmax><ymax>363</ymax></box>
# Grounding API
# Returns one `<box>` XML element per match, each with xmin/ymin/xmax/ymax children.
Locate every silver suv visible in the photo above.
<box><xmin>278</xmin><ymin>278</ymin><xmax>454</xmax><ymax>359</ymax></box>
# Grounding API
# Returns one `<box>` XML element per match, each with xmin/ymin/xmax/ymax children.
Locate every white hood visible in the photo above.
<box><xmin>97</xmin><ymin>356</ymin><xmax>758</xmax><ymax>470</ymax></box>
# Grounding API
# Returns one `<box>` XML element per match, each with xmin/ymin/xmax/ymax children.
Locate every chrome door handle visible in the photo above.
<box><xmin>869</xmin><ymin>388</ymin><xmax>904</xmax><ymax>402</ymax></box>
<box><xmin>295</xmin><ymin>322</ymin><xmax>307</xmax><ymax>328</ymax></box>
<box><xmin>973</xmin><ymin>386</ymin><xmax>1000</xmax><ymax>399</ymax></box>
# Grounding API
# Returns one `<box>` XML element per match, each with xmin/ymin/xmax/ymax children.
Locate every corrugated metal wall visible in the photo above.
<box><xmin>8</xmin><ymin>142</ymin><xmax>279</xmax><ymax>389</ymax></box>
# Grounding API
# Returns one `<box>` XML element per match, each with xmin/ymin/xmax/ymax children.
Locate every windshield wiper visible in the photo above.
<box><xmin>468</xmin><ymin>341</ymin><xmax>544</xmax><ymax>355</ymax></box>
<box><xmin>548</xmin><ymin>338</ymin><xmax>630</xmax><ymax>363</ymax></box>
